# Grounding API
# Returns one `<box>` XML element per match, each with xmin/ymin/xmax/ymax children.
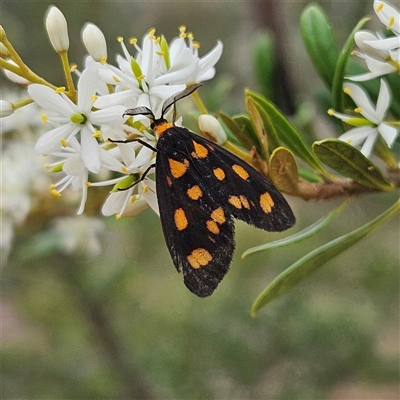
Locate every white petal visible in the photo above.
<box><xmin>128</xmin><ymin>146</ymin><xmax>154</xmax><ymax>169</ymax></box>
<box><xmin>77</xmin><ymin>66</ymin><xmax>99</xmax><ymax>113</ymax></box>
<box><xmin>355</xmin><ymin>30</ymin><xmax>390</xmax><ymax>60</ymax></box>
<box><xmin>376</xmin><ymin>79</ymin><xmax>391</xmax><ymax>119</ymax></box>
<box><xmin>63</xmin><ymin>154</ymin><xmax>85</xmax><ymax>175</ymax></box>
<box><xmin>89</xmin><ymin>105</ymin><xmax>127</xmax><ymax>125</ymax></box>
<box><xmin>374</xmin><ymin>0</ymin><xmax>400</xmax><ymax>35</ymax></box>
<box><xmin>154</xmin><ymin>60</ymin><xmax>199</xmax><ymax>85</ymax></box>
<box><xmin>94</xmin><ymin>90</ymin><xmax>139</xmax><ymax>108</ymax></box>
<box><xmin>198</xmin><ymin>41</ymin><xmax>223</xmax><ymax>72</ymax></box>
<box><xmin>102</xmin><ymin>191</ymin><xmax>131</xmax><ymax>216</ymax></box>
<box><xmin>28</xmin><ymin>84</ymin><xmax>74</xmax><ymax>116</ymax></box>
<box><xmin>338</xmin><ymin>126</ymin><xmax>376</xmax><ymax>147</ymax></box>
<box><xmin>365</xmin><ymin>36</ymin><xmax>400</xmax><ymax>51</ymax></box>
<box><xmin>34</xmin><ymin>123</ymin><xmax>77</xmax><ymax>155</ymax></box>
<box><xmin>360</xmin><ymin>130</ymin><xmax>378</xmax><ymax>157</ymax></box>
<box><xmin>81</xmin><ymin>23</ymin><xmax>107</xmax><ymax>62</ymax></box>
<box><xmin>344</xmin><ymin>83</ymin><xmax>379</xmax><ymax>123</ymax></box>
<box><xmin>81</xmin><ymin>126</ymin><xmax>101</xmax><ymax>173</ymax></box>
<box><xmin>378</xmin><ymin>122</ymin><xmax>399</xmax><ymax>147</ymax></box>
<box><xmin>45</xmin><ymin>6</ymin><xmax>69</xmax><ymax>52</ymax></box>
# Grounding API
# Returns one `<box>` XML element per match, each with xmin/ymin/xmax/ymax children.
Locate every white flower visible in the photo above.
<box><xmin>0</xmin><ymin>100</ymin><xmax>13</xmax><ymax>117</ymax></box>
<box><xmin>348</xmin><ymin>1</ymin><xmax>399</xmax><ymax>81</ymax></box>
<box><xmin>45</xmin><ymin>6</ymin><xmax>69</xmax><ymax>52</ymax></box>
<box><xmin>328</xmin><ymin>79</ymin><xmax>398</xmax><ymax>157</ymax></box>
<box><xmin>28</xmin><ymin>66</ymin><xmax>126</xmax><ymax>173</ymax></box>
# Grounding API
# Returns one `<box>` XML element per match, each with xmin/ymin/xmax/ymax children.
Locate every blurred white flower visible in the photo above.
<box><xmin>45</xmin><ymin>6</ymin><xmax>69</xmax><ymax>52</ymax></box>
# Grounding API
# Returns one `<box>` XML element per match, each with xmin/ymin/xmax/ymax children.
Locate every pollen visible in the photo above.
<box><xmin>232</xmin><ymin>164</ymin><xmax>249</xmax><ymax>180</ymax></box>
<box><xmin>260</xmin><ymin>192</ymin><xmax>274</xmax><ymax>214</ymax></box>
<box><xmin>187</xmin><ymin>248</ymin><xmax>212</xmax><ymax>269</ymax></box>
<box><xmin>187</xmin><ymin>185</ymin><xmax>203</xmax><ymax>200</ymax></box>
<box><xmin>192</xmin><ymin>140</ymin><xmax>208</xmax><ymax>158</ymax></box>
<box><xmin>174</xmin><ymin>208</ymin><xmax>188</xmax><ymax>231</ymax></box>
<box><xmin>60</xmin><ymin>138</ymin><xmax>68</xmax><ymax>147</ymax></box>
<box><xmin>169</xmin><ymin>158</ymin><xmax>189</xmax><ymax>178</ymax></box>
<box><xmin>213</xmin><ymin>167</ymin><xmax>226</xmax><ymax>181</ymax></box>
<box><xmin>388</xmin><ymin>16</ymin><xmax>395</xmax><ymax>29</ymax></box>
<box><xmin>41</xmin><ymin>113</ymin><xmax>48</xmax><ymax>123</ymax></box>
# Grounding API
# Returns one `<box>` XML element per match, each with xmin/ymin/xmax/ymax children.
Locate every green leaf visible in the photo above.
<box><xmin>252</xmin><ymin>199</ymin><xmax>400</xmax><ymax>316</ymax></box>
<box><xmin>219</xmin><ymin>111</ymin><xmax>252</xmax><ymax>149</ymax></box>
<box><xmin>232</xmin><ymin>115</ymin><xmax>260</xmax><ymax>152</ymax></box>
<box><xmin>313</xmin><ymin>139</ymin><xmax>394</xmax><ymax>190</ymax></box>
<box><xmin>242</xmin><ymin>198</ymin><xmax>352</xmax><ymax>258</ymax></box>
<box><xmin>268</xmin><ymin>147</ymin><xmax>299</xmax><ymax>194</ymax></box>
<box><xmin>246</xmin><ymin>90</ymin><xmax>327</xmax><ymax>174</ymax></box>
<box><xmin>300</xmin><ymin>4</ymin><xmax>339</xmax><ymax>89</ymax></box>
<box><xmin>332</xmin><ymin>17</ymin><xmax>370</xmax><ymax>112</ymax></box>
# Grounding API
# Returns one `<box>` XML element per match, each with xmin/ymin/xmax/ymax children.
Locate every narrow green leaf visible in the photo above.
<box><xmin>300</xmin><ymin>4</ymin><xmax>339</xmax><ymax>89</ymax></box>
<box><xmin>246</xmin><ymin>90</ymin><xmax>327</xmax><ymax>174</ymax></box>
<box><xmin>242</xmin><ymin>198</ymin><xmax>352</xmax><ymax>258</ymax></box>
<box><xmin>219</xmin><ymin>111</ymin><xmax>252</xmax><ymax>149</ymax></box>
<box><xmin>232</xmin><ymin>115</ymin><xmax>260</xmax><ymax>152</ymax></box>
<box><xmin>252</xmin><ymin>199</ymin><xmax>400</xmax><ymax>316</ymax></box>
<box><xmin>269</xmin><ymin>147</ymin><xmax>299</xmax><ymax>194</ymax></box>
<box><xmin>313</xmin><ymin>139</ymin><xmax>394</xmax><ymax>190</ymax></box>
<box><xmin>332</xmin><ymin>17</ymin><xmax>370</xmax><ymax>112</ymax></box>
<box><xmin>246</xmin><ymin>97</ymin><xmax>269</xmax><ymax>160</ymax></box>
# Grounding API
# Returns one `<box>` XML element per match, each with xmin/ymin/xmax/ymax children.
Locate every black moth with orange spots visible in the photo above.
<box><xmin>122</xmin><ymin>84</ymin><xmax>295</xmax><ymax>297</ymax></box>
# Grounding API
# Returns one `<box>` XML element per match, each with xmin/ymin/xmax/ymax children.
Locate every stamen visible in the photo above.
<box><xmin>60</xmin><ymin>138</ymin><xmax>68</xmax><ymax>147</ymax></box>
<box><xmin>91</xmin><ymin>94</ymin><xmax>97</xmax><ymax>103</ymax></box>
<box><xmin>117</xmin><ymin>36</ymin><xmax>124</xmax><ymax>42</ymax></box>
<box><xmin>148</xmin><ymin>28</ymin><xmax>156</xmax><ymax>36</ymax></box>
<box><xmin>55</xmin><ymin>87</ymin><xmax>66</xmax><ymax>94</ymax></box>
<box><xmin>85</xmin><ymin>182</ymin><xmax>91</xmax><ymax>187</ymax></box>
<box><xmin>112</xmin><ymin>75</ymin><xmax>120</xmax><ymax>83</ymax></box>
<box><xmin>100</xmin><ymin>56</ymin><xmax>107</xmax><ymax>64</ymax></box>
<box><xmin>354</xmin><ymin>107</ymin><xmax>362</xmax><ymax>113</ymax></box>
<box><xmin>327</xmin><ymin>109</ymin><xmax>334</xmax><ymax>116</ymax></box>
<box><xmin>92</xmin><ymin>130</ymin><xmax>101</xmax><ymax>138</ymax></box>
<box><xmin>130</xmin><ymin>195</ymin><xmax>137</xmax><ymax>203</ymax></box>
<box><xmin>156</xmin><ymin>51</ymin><xmax>165</xmax><ymax>56</ymax></box>
<box><xmin>41</xmin><ymin>113</ymin><xmax>48</xmax><ymax>123</ymax></box>
<box><xmin>388</xmin><ymin>16</ymin><xmax>395</xmax><ymax>29</ymax></box>
<box><xmin>343</xmin><ymin>87</ymin><xmax>351</xmax><ymax>95</ymax></box>
<box><xmin>116</xmin><ymin>214</ymin><xmax>122</xmax><ymax>220</ymax></box>
<box><xmin>70</xmin><ymin>63</ymin><xmax>77</xmax><ymax>72</ymax></box>
<box><xmin>122</xmin><ymin>166</ymin><xmax>128</xmax><ymax>173</ymax></box>
<box><xmin>376</xmin><ymin>2</ymin><xmax>384</xmax><ymax>12</ymax></box>
<box><xmin>142</xmin><ymin>184</ymin><xmax>149</xmax><ymax>193</ymax></box>
<box><xmin>129</xmin><ymin>37</ymin><xmax>137</xmax><ymax>44</ymax></box>
<box><xmin>51</xmin><ymin>189</ymin><xmax>61</xmax><ymax>197</ymax></box>
<box><xmin>192</xmin><ymin>41</ymin><xmax>200</xmax><ymax>49</ymax></box>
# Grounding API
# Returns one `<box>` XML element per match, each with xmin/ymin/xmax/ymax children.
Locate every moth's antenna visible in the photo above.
<box><xmin>162</xmin><ymin>83</ymin><xmax>202</xmax><ymax>121</ymax></box>
<box><xmin>123</xmin><ymin>106</ymin><xmax>155</xmax><ymax>120</ymax></box>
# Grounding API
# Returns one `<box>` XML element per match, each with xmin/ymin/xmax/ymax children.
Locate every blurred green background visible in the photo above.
<box><xmin>1</xmin><ymin>0</ymin><xmax>399</xmax><ymax>399</ymax></box>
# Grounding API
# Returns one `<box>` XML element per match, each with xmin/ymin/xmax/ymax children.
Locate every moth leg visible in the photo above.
<box><xmin>117</xmin><ymin>163</ymin><xmax>156</xmax><ymax>191</ymax></box>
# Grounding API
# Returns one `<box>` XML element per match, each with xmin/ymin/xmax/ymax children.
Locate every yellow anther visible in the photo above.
<box><xmin>179</xmin><ymin>25</ymin><xmax>186</xmax><ymax>33</ymax></box>
<box><xmin>85</xmin><ymin>182</ymin><xmax>91</xmax><ymax>187</ymax></box>
<box><xmin>376</xmin><ymin>2</ymin><xmax>384</xmax><ymax>12</ymax></box>
<box><xmin>117</xmin><ymin>36</ymin><xmax>123</xmax><ymax>42</ymax></box>
<box><xmin>155</xmin><ymin>37</ymin><xmax>160</xmax><ymax>45</ymax></box>
<box><xmin>70</xmin><ymin>63</ymin><xmax>77</xmax><ymax>72</ymax></box>
<box><xmin>354</xmin><ymin>107</ymin><xmax>362</xmax><ymax>113</ymax></box>
<box><xmin>92</xmin><ymin>130</ymin><xmax>101</xmax><ymax>138</ymax></box>
<box><xmin>137</xmin><ymin>74</ymin><xmax>145</xmax><ymax>80</ymax></box>
<box><xmin>187</xmin><ymin>33</ymin><xmax>194</xmax><ymax>41</ymax></box>
<box><xmin>149</xmin><ymin>35</ymin><xmax>156</xmax><ymax>41</ymax></box>
<box><xmin>142</xmin><ymin>184</ymin><xmax>149</xmax><ymax>193</ymax></box>
<box><xmin>91</xmin><ymin>94</ymin><xmax>97</xmax><ymax>103</ymax></box>
<box><xmin>100</xmin><ymin>56</ymin><xmax>107</xmax><ymax>65</ymax></box>
<box><xmin>130</xmin><ymin>195</ymin><xmax>137</xmax><ymax>203</ymax></box>
<box><xmin>44</xmin><ymin>163</ymin><xmax>49</xmax><ymax>168</ymax></box>
<box><xmin>50</xmin><ymin>184</ymin><xmax>56</xmax><ymax>189</ymax></box>
<box><xmin>41</xmin><ymin>113</ymin><xmax>48</xmax><ymax>123</ymax></box>
<box><xmin>148</xmin><ymin>28</ymin><xmax>156</xmax><ymax>36</ymax></box>
<box><xmin>388</xmin><ymin>16</ymin><xmax>395</xmax><ymax>29</ymax></box>
<box><xmin>129</xmin><ymin>37</ymin><xmax>137</xmax><ymax>44</ymax></box>
<box><xmin>156</xmin><ymin>51</ymin><xmax>165</xmax><ymax>56</ymax></box>
<box><xmin>327</xmin><ymin>109</ymin><xmax>334</xmax><ymax>116</ymax></box>
<box><xmin>112</xmin><ymin>75</ymin><xmax>120</xmax><ymax>83</ymax></box>
<box><xmin>55</xmin><ymin>87</ymin><xmax>66</xmax><ymax>94</ymax></box>
<box><xmin>192</xmin><ymin>41</ymin><xmax>200</xmax><ymax>49</ymax></box>
<box><xmin>51</xmin><ymin>189</ymin><xmax>61</xmax><ymax>197</ymax></box>
<box><xmin>116</xmin><ymin>214</ymin><xmax>122</xmax><ymax>219</ymax></box>
<box><xmin>122</xmin><ymin>165</ymin><xmax>128</xmax><ymax>173</ymax></box>
<box><xmin>343</xmin><ymin>87</ymin><xmax>351</xmax><ymax>95</ymax></box>
<box><xmin>60</xmin><ymin>138</ymin><xmax>68</xmax><ymax>147</ymax></box>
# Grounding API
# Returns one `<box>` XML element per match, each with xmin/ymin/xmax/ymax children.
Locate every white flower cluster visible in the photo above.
<box><xmin>330</xmin><ymin>0</ymin><xmax>399</xmax><ymax>157</ymax></box>
<box><xmin>5</xmin><ymin>6</ymin><xmax>223</xmax><ymax>217</ymax></box>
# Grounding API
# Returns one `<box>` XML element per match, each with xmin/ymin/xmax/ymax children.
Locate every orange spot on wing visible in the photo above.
<box><xmin>187</xmin><ymin>185</ymin><xmax>203</xmax><ymax>200</ymax></box>
<box><xmin>169</xmin><ymin>158</ymin><xmax>189</xmax><ymax>178</ymax></box>
<box><xmin>260</xmin><ymin>192</ymin><xmax>274</xmax><ymax>213</ymax></box>
<box><xmin>228</xmin><ymin>195</ymin><xmax>242</xmax><ymax>209</ymax></box>
<box><xmin>191</xmin><ymin>140</ymin><xmax>208</xmax><ymax>158</ymax></box>
<box><xmin>232</xmin><ymin>164</ymin><xmax>249</xmax><ymax>180</ymax></box>
<box><xmin>206</xmin><ymin>220</ymin><xmax>220</xmax><ymax>235</ymax></box>
<box><xmin>213</xmin><ymin>167</ymin><xmax>225</xmax><ymax>181</ymax></box>
<box><xmin>174</xmin><ymin>208</ymin><xmax>188</xmax><ymax>231</ymax></box>
<box><xmin>187</xmin><ymin>248</ymin><xmax>212</xmax><ymax>269</ymax></box>
<box><xmin>211</xmin><ymin>207</ymin><xmax>225</xmax><ymax>224</ymax></box>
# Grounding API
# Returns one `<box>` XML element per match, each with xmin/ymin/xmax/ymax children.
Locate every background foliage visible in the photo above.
<box><xmin>1</xmin><ymin>0</ymin><xmax>399</xmax><ymax>399</ymax></box>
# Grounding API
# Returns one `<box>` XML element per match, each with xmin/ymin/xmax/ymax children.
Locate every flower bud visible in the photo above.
<box><xmin>81</xmin><ymin>23</ymin><xmax>107</xmax><ymax>63</ymax></box>
<box><xmin>2</xmin><ymin>62</ymin><xmax>30</xmax><ymax>85</ymax></box>
<box><xmin>45</xmin><ymin>6</ymin><xmax>69</xmax><ymax>52</ymax></box>
<box><xmin>198</xmin><ymin>114</ymin><xmax>227</xmax><ymax>145</ymax></box>
<box><xmin>0</xmin><ymin>100</ymin><xmax>14</xmax><ymax>117</ymax></box>
<box><xmin>0</xmin><ymin>42</ymin><xmax>10</xmax><ymax>57</ymax></box>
